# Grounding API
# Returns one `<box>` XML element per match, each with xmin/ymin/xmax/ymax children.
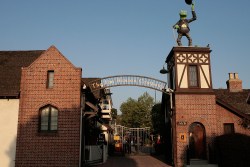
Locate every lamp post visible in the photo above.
<box><xmin>160</xmin><ymin>64</ymin><xmax>175</xmax><ymax>166</ymax></box>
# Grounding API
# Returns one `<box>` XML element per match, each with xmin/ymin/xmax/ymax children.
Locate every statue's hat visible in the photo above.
<box><xmin>185</xmin><ymin>0</ymin><xmax>193</xmax><ymax>5</ymax></box>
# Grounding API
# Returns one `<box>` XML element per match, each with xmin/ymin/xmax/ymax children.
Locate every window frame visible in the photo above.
<box><xmin>223</xmin><ymin>123</ymin><xmax>235</xmax><ymax>134</ymax></box>
<box><xmin>188</xmin><ymin>65</ymin><xmax>199</xmax><ymax>88</ymax></box>
<box><xmin>47</xmin><ymin>70</ymin><xmax>54</xmax><ymax>89</ymax></box>
<box><xmin>39</xmin><ymin>105</ymin><xmax>58</xmax><ymax>132</ymax></box>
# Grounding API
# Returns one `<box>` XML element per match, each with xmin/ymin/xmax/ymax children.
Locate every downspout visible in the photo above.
<box><xmin>79</xmin><ymin>90</ymin><xmax>86</xmax><ymax>167</ymax></box>
<box><xmin>79</xmin><ymin>103</ymin><xmax>83</xmax><ymax>167</ymax></box>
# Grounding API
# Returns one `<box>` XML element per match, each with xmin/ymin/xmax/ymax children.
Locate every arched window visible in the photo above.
<box><xmin>40</xmin><ymin>105</ymin><xmax>58</xmax><ymax>132</ymax></box>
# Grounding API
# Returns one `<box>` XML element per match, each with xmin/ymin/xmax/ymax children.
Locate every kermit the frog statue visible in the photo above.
<box><xmin>173</xmin><ymin>3</ymin><xmax>197</xmax><ymax>46</ymax></box>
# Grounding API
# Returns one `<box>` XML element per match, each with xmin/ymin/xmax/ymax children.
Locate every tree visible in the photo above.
<box><xmin>120</xmin><ymin>92</ymin><xmax>154</xmax><ymax>128</ymax></box>
<box><xmin>111</xmin><ymin>108</ymin><xmax>122</xmax><ymax>125</ymax></box>
<box><xmin>111</xmin><ymin>108</ymin><xmax>118</xmax><ymax>119</ymax></box>
<box><xmin>151</xmin><ymin>103</ymin><xmax>165</xmax><ymax>134</ymax></box>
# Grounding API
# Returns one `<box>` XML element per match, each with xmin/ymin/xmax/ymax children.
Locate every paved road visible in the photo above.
<box><xmin>95</xmin><ymin>155</ymin><xmax>172</xmax><ymax>167</ymax></box>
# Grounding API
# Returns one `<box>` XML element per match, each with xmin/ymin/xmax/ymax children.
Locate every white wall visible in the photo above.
<box><xmin>0</xmin><ymin>99</ymin><xmax>19</xmax><ymax>167</ymax></box>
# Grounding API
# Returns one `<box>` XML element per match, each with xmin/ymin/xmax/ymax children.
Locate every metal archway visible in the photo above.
<box><xmin>87</xmin><ymin>75</ymin><xmax>168</xmax><ymax>93</ymax></box>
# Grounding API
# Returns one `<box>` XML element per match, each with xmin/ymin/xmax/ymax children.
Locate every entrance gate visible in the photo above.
<box><xmin>85</xmin><ymin>75</ymin><xmax>173</xmax><ymax>158</ymax></box>
<box><xmin>114</xmin><ymin>125</ymin><xmax>153</xmax><ymax>155</ymax></box>
<box><xmin>87</xmin><ymin>75</ymin><xmax>168</xmax><ymax>93</ymax></box>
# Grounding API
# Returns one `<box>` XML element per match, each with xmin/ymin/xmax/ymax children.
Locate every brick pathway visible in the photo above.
<box><xmin>95</xmin><ymin>155</ymin><xmax>172</xmax><ymax>167</ymax></box>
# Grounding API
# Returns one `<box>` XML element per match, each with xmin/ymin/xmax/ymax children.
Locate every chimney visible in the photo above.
<box><xmin>226</xmin><ymin>73</ymin><xmax>242</xmax><ymax>92</ymax></box>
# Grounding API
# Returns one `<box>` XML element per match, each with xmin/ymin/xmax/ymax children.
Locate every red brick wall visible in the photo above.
<box><xmin>216</xmin><ymin>104</ymin><xmax>249</xmax><ymax>135</ymax></box>
<box><xmin>15</xmin><ymin>46</ymin><xmax>82</xmax><ymax>167</ymax></box>
<box><xmin>173</xmin><ymin>93</ymin><xmax>250</xmax><ymax>167</ymax></box>
<box><xmin>173</xmin><ymin>94</ymin><xmax>217</xmax><ymax>167</ymax></box>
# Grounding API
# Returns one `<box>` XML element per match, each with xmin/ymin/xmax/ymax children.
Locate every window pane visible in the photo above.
<box><xmin>42</xmin><ymin>107</ymin><xmax>49</xmax><ymax>113</ymax></box>
<box><xmin>41</xmin><ymin>109</ymin><xmax>49</xmax><ymax>131</ymax></box>
<box><xmin>224</xmin><ymin>123</ymin><xmax>235</xmax><ymax>134</ymax></box>
<box><xmin>51</xmin><ymin>108</ymin><xmax>58</xmax><ymax>115</ymax></box>
<box><xmin>41</xmin><ymin>125</ymin><xmax>49</xmax><ymax>131</ymax></box>
<box><xmin>40</xmin><ymin>106</ymin><xmax>58</xmax><ymax>131</ymax></box>
<box><xmin>50</xmin><ymin>125</ymin><xmax>58</xmax><ymax>131</ymax></box>
<box><xmin>189</xmin><ymin>66</ymin><xmax>198</xmax><ymax>87</ymax></box>
<box><xmin>103</xmin><ymin>100</ymin><xmax>109</xmax><ymax>104</ymax></box>
<box><xmin>47</xmin><ymin>71</ymin><xmax>54</xmax><ymax>88</ymax></box>
<box><xmin>102</xmin><ymin>105</ymin><xmax>109</xmax><ymax>110</ymax></box>
<box><xmin>50</xmin><ymin>107</ymin><xmax>58</xmax><ymax>130</ymax></box>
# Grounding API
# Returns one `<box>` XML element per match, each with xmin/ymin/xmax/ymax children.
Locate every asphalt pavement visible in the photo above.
<box><xmin>95</xmin><ymin>155</ymin><xmax>172</xmax><ymax>167</ymax></box>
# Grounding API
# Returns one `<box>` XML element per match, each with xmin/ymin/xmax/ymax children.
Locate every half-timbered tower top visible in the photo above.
<box><xmin>166</xmin><ymin>46</ymin><xmax>213</xmax><ymax>94</ymax></box>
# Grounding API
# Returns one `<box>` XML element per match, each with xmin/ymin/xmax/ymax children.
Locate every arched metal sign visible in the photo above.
<box><xmin>88</xmin><ymin>75</ymin><xmax>168</xmax><ymax>93</ymax></box>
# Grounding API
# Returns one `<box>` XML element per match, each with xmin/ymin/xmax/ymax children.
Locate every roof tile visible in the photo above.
<box><xmin>0</xmin><ymin>50</ymin><xmax>44</xmax><ymax>97</ymax></box>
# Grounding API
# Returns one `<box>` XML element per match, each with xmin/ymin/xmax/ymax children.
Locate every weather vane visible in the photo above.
<box><xmin>173</xmin><ymin>0</ymin><xmax>197</xmax><ymax>46</ymax></box>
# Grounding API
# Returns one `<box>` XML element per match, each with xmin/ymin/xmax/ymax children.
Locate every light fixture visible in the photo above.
<box><xmin>160</xmin><ymin>64</ymin><xmax>168</xmax><ymax>74</ymax></box>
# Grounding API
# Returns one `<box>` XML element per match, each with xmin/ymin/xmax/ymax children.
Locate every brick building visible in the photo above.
<box><xmin>0</xmin><ymin>50</ymin><xmax>42</xmax><ymax>167</ymax></box>
<box><xmin>15</xmin><ymin>46</ymin><xmax>82</xmax><ymax>166</ymax></box>
<box><xmin>1</xmin><ymin>45</ymin><xmax>250</xmax><ymax>167</ymax></box>
<box><xmin>0</xmin><ymin>45</ymin><xmax>112</xmax><ymax>167</ymax></box>
<box><xmin>163</xmin><ymin>47</ymin><xmax>250</xmax><ymax>166</ymax></box>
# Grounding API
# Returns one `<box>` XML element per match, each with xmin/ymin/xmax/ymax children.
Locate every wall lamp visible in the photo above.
<box><xmin>160</xmin><ymin>63</ymin><xmax>168</xmax><ymax>74</ymax></box>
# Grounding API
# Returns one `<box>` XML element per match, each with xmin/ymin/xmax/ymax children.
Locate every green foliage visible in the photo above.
<box><xmin>111</xmin><ymin>108</ymin><xmax>118</xmax><ymax>119</ymax></box>
<box><xmin>120</xmin><ymin>92</ymin><xmax>154</xmax><ymax>128</ymax></box>
<box><xmin>151</xmin><ymin>103</ymin><xmax>165</xmax><ymax>134</ymax></box>
<box><xmin>115</xmin><ymin>115</ymin><xmax>122</xmax><ymax>125</ymax></box>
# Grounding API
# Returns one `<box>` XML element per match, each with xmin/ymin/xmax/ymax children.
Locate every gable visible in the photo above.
<box><xmin>26</xmin><ymin>45</ymin><xmax>80</xmax><ymax>71</ymax></box>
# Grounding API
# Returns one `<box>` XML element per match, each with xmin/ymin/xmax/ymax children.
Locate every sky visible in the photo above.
<box><xmin>1</xmin><ymin>0</ymin><xmax>249</xmax><ymax>113</ymax></box>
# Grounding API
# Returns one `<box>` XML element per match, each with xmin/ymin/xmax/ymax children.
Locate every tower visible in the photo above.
<box><xmin>166</xmin><ymin>47</ymin><xmax>216</xmax><ymax>166</ymax></box>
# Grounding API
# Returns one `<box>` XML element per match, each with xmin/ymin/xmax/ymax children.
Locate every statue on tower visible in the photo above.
<box><xmin>173</xmin><ymin>1</ymin><xmax>197</xmax><ymax>46</ymax></box>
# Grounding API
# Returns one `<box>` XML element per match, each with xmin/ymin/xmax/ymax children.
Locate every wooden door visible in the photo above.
<box><xmin>188</xmin><ymin>122</ymin><xmax>206</xmax><ymax>159</ymax></box>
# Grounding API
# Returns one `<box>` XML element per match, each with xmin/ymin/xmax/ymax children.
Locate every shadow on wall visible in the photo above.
<box><xmin>213</xmin><ymin>133</ymin><xmax>250</xmax><ymax>167</ymax></box>
<box><xmin>5</xmin><ymin>137</ymin><xmax>17</xmax><ymax>167</ymax></box>
<box><xmin>14</xmin><ymin>105</ymin><xmax>81</xmax><ymax>167</ymax></box>
<box><xmin>181</xmin><ymin>133</ymin><xmax>250</xmax><ymax>166</ymax></box>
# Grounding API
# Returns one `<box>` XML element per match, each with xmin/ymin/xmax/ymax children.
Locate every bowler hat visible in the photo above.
<box><xmin>185</xmin><ymin>0</ymin><xmax>192</xmax><ymax>5</ymax></box>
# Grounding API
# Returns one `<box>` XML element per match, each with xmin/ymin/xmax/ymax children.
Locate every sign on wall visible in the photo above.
<box><xmin>179</xmin><ymin>133</ymin><xmax>187</xmax><ymax>142</ymax></box>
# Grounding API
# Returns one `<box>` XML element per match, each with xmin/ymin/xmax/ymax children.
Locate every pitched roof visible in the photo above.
<box><xmin>0</xmin><ymin>50</ymin><xmax>44</xmax><ymax>97</ymax></box>
<box><xmin>214</xmin><ymin>89</ymin><xmax>250</xmax><ymax>119</ymax></box>
<box><xmin>82</xmin><ymin>78</ymin><xmax>103</xmax><ymax>100</ymax></box>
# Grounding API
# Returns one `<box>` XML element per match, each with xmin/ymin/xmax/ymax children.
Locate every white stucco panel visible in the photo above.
<box><xmin>177</xmin><ymin>64</ymin><xmax>188</xmax><ymax>88</ymax></box>
<box><xmin>0</xmin><ymin>99</ymin><xmax>19</xmax><ymax>167</ymax></box>
<box><xmin>200</xmin><ymin>65</ymin><xmax>211</xmax><ymax>88</ymax></box>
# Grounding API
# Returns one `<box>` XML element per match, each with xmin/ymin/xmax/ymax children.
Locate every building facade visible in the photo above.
<box><xmin>165</xmin><ymin>47</ymin><xmax>250</xmax><ymax>166</ymax></box>
<box><xmin>1</xmin><ymin>45</ymin><xmax>250</xmax><ymax>167</ymax></box>
<box><xmin>0</xmin><ymin>50</ymin><xmax>42</xmax><ymax>167</ymax></box>
<box><xmin>15</xmin><ymin>46</ymin><xmax>82</xmax><ymax>167</ymax></box>
<box><xmin>0</xmin><ymin>46</ymin><xmax>112</xmax><ymax>167</ymax></box>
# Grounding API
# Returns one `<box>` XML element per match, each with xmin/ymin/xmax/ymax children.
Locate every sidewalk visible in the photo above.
<box><xmin>95</xmin><ymin>155</ymin><xmax>172</xmax><ymax>167</ymax></box>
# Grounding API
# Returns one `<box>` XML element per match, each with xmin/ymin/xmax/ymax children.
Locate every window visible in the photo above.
<box><xmin>40</xmin><ymin>105</ymin><xmax>58</xmax><ymax>132</ymax></box>
<box><xmin>224</xmin><ymin>123</ymin><xmax>235</xmax><ymax>134</ymax></box>
<box><xmin>47</xmin><ymin>70</ymin><xmax>54</xmax><ymax>88</ymax></box>
<box><xmin>102</xmin><ymin>100</ymin><xmax>109</xmax><ymax>104</ymax></box>
<box><xmin>189</xmin><ymin>65</ymin><xmax>198</xmax><ymax>87</ymax></box>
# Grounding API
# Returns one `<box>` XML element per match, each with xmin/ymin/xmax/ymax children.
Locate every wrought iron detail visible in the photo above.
<box><xmin>88</xmin><ymin>75</ymin><xmax>167</xmax><ymax>93</ymax></box>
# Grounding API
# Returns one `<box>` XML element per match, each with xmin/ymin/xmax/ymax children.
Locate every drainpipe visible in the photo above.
<box><xmin>79</xmin><ymin>105</ymin><xmax>83</xmax><ymax>167</ymax></box>
<box><xmin>166</xmin><ymin>88</ymin><xmax>175</xmax><ymax>167</ymax></box>
<box><xmin>79</xmin><ymin>90</ymin><xmax>86</xmax><ymax>167</ymax></box>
